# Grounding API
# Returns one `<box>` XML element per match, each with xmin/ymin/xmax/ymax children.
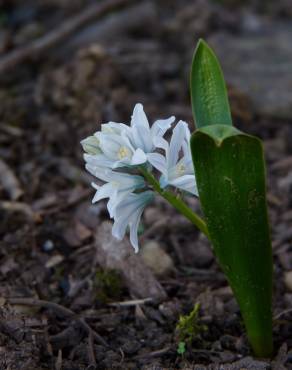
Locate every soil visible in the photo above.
<box><xmin>1</xmin><ymin>1</ymin><xmax>292</xmax><ymax>369</ymax></box>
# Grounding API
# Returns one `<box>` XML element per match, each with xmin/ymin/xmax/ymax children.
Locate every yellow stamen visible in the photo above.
<box><xmin>118</xmin><ymin>146</ymin><xmax>131</xmax><ymax>159</ymax></box>
<box><xmin>176</xmin><ymin>163</ymin><xmax>186</xmax><ymax>175</ymax></box>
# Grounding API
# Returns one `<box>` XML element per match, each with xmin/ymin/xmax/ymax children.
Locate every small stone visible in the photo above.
<box><xmin>42</xmin><ymin>239</ymin><xmax>54</xmax><ymax>252</ymax></box>
<box><xmin>141</xmin><ymin>241</ymin><xmax>174</xmax><ymax>277</ymax></box>
<box><xmin>284</xmin><ymin>271</ymin><xmax>292</xmax><ymax>291</ymax></box>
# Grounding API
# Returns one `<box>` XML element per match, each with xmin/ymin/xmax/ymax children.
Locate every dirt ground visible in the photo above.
<box><xmin>1</xmin><ymin>0</ymin><xmax>292</xmax><ymax>369</ymax></box>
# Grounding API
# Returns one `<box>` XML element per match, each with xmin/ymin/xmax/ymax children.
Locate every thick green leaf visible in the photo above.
<box><xmin>191</xmin><ymin>125</ymin><xmax>273</xmax><ymax>357</ymax></box>
<box><xmin>190</xmin><ymin>39</ymin><xmax>232</xmax><ymax>128</ymax></box>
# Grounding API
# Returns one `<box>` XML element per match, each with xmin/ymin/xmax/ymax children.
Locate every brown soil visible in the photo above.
<box><xmin>1</xmin><ymin>1</ymin><xmax>292</xmax><ymax>369</ymax></box>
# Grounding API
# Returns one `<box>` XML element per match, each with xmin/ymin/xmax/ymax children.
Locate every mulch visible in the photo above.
<box><xmin>1</xmin><ymin>0</ymin><xmax>292</xmax><ymax>369</ymax></box>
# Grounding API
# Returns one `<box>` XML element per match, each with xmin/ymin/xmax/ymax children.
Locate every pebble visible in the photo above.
<box><xmin>42</xmin><ymin>239</ymin><xmax>54</xmax><ymax>252</ymax></box>
<box><xmin>141</xmin><ymin>241</ymin><xmax>174</xmax><ymax>277</ymax></box>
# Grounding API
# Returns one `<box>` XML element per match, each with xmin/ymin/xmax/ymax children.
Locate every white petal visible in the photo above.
<box><xmin>91</xmin><ymin>182</ymin><xmax>99</xmax><ymax>190</ymax></box>
<box><xmin>124</xmin><ymin>174</ymin><xmax>145</xmax><ymax>188</ymax></box>
<box><xmin>169</xmin><ymin>175</ymin><xmax>198</xmax><ymax>196</ymax></box>
<box><xmin>112</xmin><ymin>194</ymin><xmax>140</xmax><ymax>239</ymax></box>
<box><xmin>108</xmin><ymin>194</ymin><xmax>119</xmax><ymax>218</ymax></box>
<box><xmin>129</xmin><ymin>207</ymin><xmax>144</xmax><ymax>253</ymax></box>
<box><xmin>159</xmin><ymin>174</ymin><xmax>168</xmax><ymax>189</ymax></box>
<box><xmin>120</xmin><ymin>130</ymin><xmax>136</xmax><ymax>152</ymax></box>
<box><xmin>85</xmin><ymin>164</ymin><xmax>111</xmax><ymax>182</ymax></box>
<box><xmin>112</xmin><ymin>159</ymin><xmax>132</xmax><ymax>169</ymax></box>
<box><xmin>131</xmin><ymin>103</ymin><xmax>149</xmax><ymax>130</ymax></box>
<box><xmin>151</xmin><ymin>116</ymin><xmax>175</xmax><ymax>138</ymax></box>
<box><xmin>112</xmin><ymin>216</ymin><xmax>129</xmax><ymax>241</ymax></box>
<box><xmin>182</xmin><ymin>120</ymin><xmax>191</xmax><ymax>142</ymax></box>
<box><xmin>109</xmin><ymin>171</ymin><xmax>145</xmax><ymax>188</ymax></box>
<box><xmin>112</xmin><ymin>191</ymin><xmax>153</xmax><ymax>247</ymax></box>
<box><xmin>84</xmin><ymin>154</ymin><xmax>115</xmax><ymax>169</ymax></box>
<box><xmin>131</xmin><ymin>148</ymin><xmax>147</xmax><ymax>165</ymax></box>
<box><xmin>92</xmin><ymin>182</ymin><xmax>115</xmax><ymax>203</ymax></box>
<box><xmin>168</xmin><ymin>121</ymin><xmax>187</xmax><ymax>168</ymax></box>
<box><xmin>131</xmin><ymin>124</ymin><xmax>153</xmax><ymax>152</ymax></box>
<box><xmin>147</xmin><ymin>153</ymin><xmax>167</xmax><ymax>174</ymax></box>
<box><xmin>80</xmin><ymin>136</ymin><xmax>101</xmax><ymax>155</ymax></box>
<box><xmin>86</xmin><ymin>164</ymin><xmax>139</xmax><ymax>184</ymax></box>
<box><xmin>183</xmin><ymin>158</ymin><xmax>195</xmax><ymax>175</ymax></box>
<box><xmin>153</xmin><ymin>136</ymin><xmax>169</xmax><ymax>152</ymax></box>
<box><xmin>101</xmin><ymin>122</ymin><xmax>129</xmax><ymax>134</ymax></box>
<box><xmin>99</xmin><ymin>133</ymin><xmax>125</xmax><ymax>160</ymax></box>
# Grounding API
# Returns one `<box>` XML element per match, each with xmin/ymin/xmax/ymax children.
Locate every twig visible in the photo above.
<box><xmin>108</xmin><ymin>298</ymin><xmax>153</xmax><ymax>307</ymax></box>
<box><xmin>274</xmin><ymin>308</ymin><xmax>292</xmax><ymax>320</ymax></box>
<box><xmin>134</xmin><ymin>347</ymin><xmax>171</xmax><ymax>360</ymax></box>
<box><xmin>6</xmin><ymin>297</ymin><xmax>108</xmax><ymax>347</ymax></box>
<box><xmin>87</xmin><ymin>332</ymin><xmax>97</xmax><ymax>368</ymax></box>
<box><xmin>0</xmin><ymin>0</ymin><xmax>133</xmax><ymax>74</ymax></box>
<box><xmin>55</xmin><ymin>350</ymin><xmax>62</xmax><ymax>370</ymax></box>
<box><xmin>0</xmin><ymin>124</ymin><xmax>23</xmax><ymax>137</ymax></box>
<box><xmin>0</xmin><ymin>201</ymin><xmax>40</xmax><ymax>222</ymax></box>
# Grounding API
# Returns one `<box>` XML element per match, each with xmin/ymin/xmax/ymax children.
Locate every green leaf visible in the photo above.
<box><xmin>177</xmin><ymin>342</ymin><xmax>186</xmax><ymax>355</ymax></box>
<box><xmin>190</xmin><ymin>125</ymin><xmax>273</xmax><ymax>357</ymax></box>
<box><xmin>190</xmin><ymin>39</ymin><xmax>232</xmax><ymax>128</ymax></box>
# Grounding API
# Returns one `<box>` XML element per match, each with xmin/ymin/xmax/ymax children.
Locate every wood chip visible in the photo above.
<box><xmin>45</xmin><ymin>255</ymin><xmax>64</xmax><ymax>269</ymax></box>
<box><xmin>0</xmin><ymin>158</ymin><xmax>23</xmax><ymax>200</ymax></box>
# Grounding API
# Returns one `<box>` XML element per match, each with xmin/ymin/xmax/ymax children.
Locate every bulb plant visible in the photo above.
<box><xmin>81</xmin><ymin>39</ymin><xmax>273</xmax><ymax>358</ymax></box>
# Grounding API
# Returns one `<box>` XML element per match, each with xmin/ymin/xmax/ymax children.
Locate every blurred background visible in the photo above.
<box><xmin>1</xmin><ymin>1</ymin><xmax>292</xmax><ymax>369</ymax></box>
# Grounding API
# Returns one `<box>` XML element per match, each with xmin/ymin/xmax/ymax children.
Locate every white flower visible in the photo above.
<box><xmin>148</xmin><ymin>121</ymin><xmax>198</xmax><ymax>196</ymax></box>
<box><xmin>112</xmin><ymin>191</ymin><xmax>154</xmax><ymax>253</ymax></box>
<box><xmin>82</xmin><ymin>103</ymin><xmax>175</xmax><ymax>170</ymax></box>
<box><xmin>81</xmin><ymin>104</ymin><xmax>197</xmax><ymax>252</ymax></box>
<box><xmin>85</xmin><ymin>165</ymin><xmax>145</xmax><ymax>217</ymax></box>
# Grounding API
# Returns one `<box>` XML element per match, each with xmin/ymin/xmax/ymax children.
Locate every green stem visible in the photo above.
<box><xmin>139</xmin><ymin>167</ymin><xmax>209</xmax><ymax>238</ymax></box>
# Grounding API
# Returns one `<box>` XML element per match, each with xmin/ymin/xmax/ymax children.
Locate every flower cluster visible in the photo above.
<box><xmin>81</xmin><ymin>103</ymin><xmax>198</xmax><ymax>252</ymax></box>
